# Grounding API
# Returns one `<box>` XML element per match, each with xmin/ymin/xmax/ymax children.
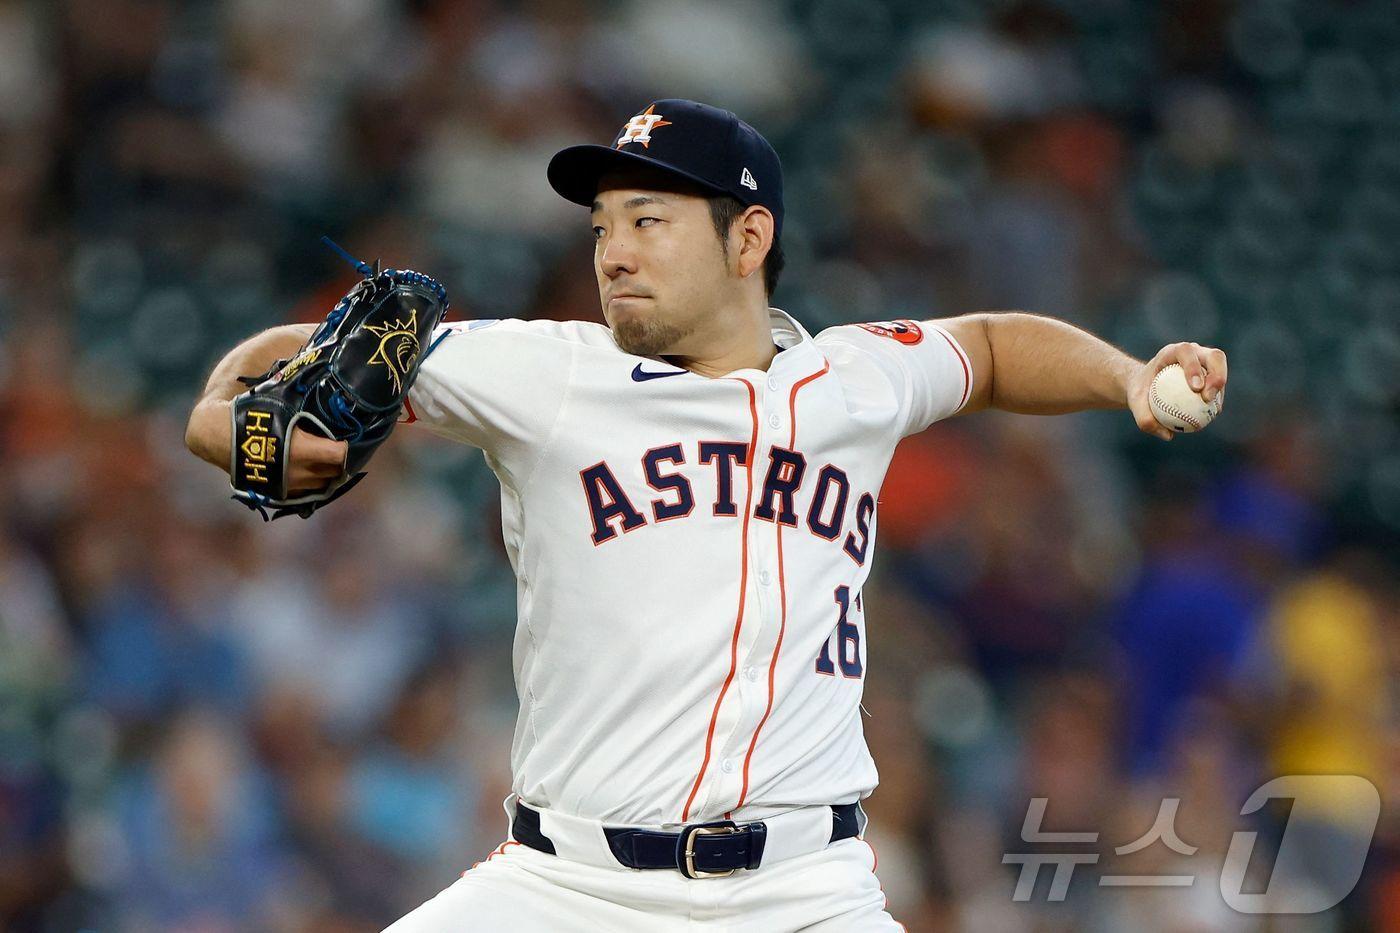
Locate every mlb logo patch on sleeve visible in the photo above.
<box><xmin>856</xmin><ymin>319</ymin><xmax>923</xmax><ymax>345</ymax></box>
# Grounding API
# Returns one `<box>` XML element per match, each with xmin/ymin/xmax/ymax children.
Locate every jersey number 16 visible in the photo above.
<box><xmin>815</xmin><ymin>585</ymin><xmax>862</xmax><ymax>679</ymax></box>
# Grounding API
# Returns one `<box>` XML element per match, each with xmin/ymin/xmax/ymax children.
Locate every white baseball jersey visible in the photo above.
<box><xmin>403</xmin><ymin>308</ymin><xmax>972</xmax><ymax>828</ymax></box>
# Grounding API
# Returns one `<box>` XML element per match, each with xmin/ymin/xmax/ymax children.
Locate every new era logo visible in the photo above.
<box><xmin>740</xmin><ymin>167</ymin><xmax>758</xmax><ymax>190</ymax></box>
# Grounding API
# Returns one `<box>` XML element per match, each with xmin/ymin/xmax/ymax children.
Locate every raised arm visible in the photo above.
<box><xmin>936</xmin><ymin>312</ymin><xmax>1227</xmax><ymax>440</ymax></box>
<box><xmin>184</xmin><ymin>324</ymin><xmax>348</xmax><ymax>491</ymax></box>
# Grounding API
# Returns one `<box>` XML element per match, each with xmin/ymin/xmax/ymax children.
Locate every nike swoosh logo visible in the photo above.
<box><xmin>631</xmin><ymin>363</ymin><xmax>686</xmax><ymax>382</ymax></box>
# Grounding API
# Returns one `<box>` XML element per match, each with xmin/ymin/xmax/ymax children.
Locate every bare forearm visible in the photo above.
<box><xmin>938</xmin><ymin>311</ymin><xmax>1227</xmax><ymax>439</ymax></box>
<box><xmin>980</xmin><ymin>312</ymin><xmax>1139</xmax><ymax>415</ymax></box>
<box><xmin>185</xmin><ymin>324</ymin><xmax>314</xmax><ymax>469</ymax></box>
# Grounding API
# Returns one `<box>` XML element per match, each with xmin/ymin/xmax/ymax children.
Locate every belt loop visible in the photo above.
<box><xmin>511</xmin><ymin>799</ymin><xmax>557</xmax><ymax>854</ymax></box>
<box><xmin>502</xmin><ymin>792</ymin><xmax>517</xmax><ymax>836</ymax></box>
<box><xmin>829</xmin><ymin>802</ymin><xmax>861</xmax><ymax>843</ymax></box>
<box><xmin>745</xmin><ymin>821</ymin><xmax>767</xmax><ymax>870</ymax></box>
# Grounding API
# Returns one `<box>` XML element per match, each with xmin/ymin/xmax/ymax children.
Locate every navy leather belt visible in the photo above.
<box><xmin>512</xmin><ymin>801</ymin><xmax>861</xmax><ymax>879</ymax></box>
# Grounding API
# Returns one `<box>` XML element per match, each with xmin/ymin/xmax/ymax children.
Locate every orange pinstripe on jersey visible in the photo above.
<box><xmin>734</xmin><ymin>360</ymin><xmax>830</xmax><ymax>811</ymax></box>
<box><xmin>681</xmin><ymin>376</ymin><xmax>760</xmax><ymax>822</ymax></box>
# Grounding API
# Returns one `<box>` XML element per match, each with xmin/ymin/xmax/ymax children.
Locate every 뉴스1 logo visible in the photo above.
<box><xmin>1002</xmin><ymin>774</ymin><xmax>1380</xmax><ymax>914</ymax></box>
<box><xmin>615</xmin><ymin>104</ymin><xmax>672</xmax><ymax>149</ymax></box>
<box><xmin>857</xmin><ymin>319</ymin><xmax>924</xmax><ymax>345</ymax></box>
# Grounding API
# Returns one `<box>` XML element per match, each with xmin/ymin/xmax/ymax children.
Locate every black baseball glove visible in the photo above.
<box><xmin>229</xmin><ymin>258</ymin><xmax>449</xmax><ymax>520</ymax></box>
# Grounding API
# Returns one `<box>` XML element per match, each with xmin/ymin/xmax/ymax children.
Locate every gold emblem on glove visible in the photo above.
<box><xmin>364</xmin><ymin>309</ymin><xmax>421</xmax><ymax>394</ymax></box>
<box><xmin>241</xmin><ymin>410</ymin><xmax>277</xmax><ymax>484</ymax></box>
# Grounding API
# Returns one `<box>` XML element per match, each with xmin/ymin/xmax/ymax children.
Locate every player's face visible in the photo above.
<box><xmin>591</xmin><ymin>175</ymin><xmax>734</xmax><ymax>357</ymax></box>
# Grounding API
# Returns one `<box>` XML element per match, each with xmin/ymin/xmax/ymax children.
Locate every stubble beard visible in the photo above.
<box><xmin>610</xmin><ymin>310</ymin><xmax>696</xmax><ymax>358</ymax></box>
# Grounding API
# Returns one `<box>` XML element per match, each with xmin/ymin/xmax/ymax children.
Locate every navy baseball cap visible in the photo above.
<box><xmin>547</xmin><ymin>99</ymin><xmax>784</xmax><ymax>238</ymax></box>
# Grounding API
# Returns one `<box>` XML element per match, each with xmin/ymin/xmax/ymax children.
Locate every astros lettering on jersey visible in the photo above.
<box><xmin>400</xmin><ymin>310</ymin><xmax>972</xmax><ymax>827</ymax></box>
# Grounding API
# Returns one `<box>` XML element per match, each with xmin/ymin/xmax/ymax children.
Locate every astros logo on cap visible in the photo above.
<box><xmin>615</xmin><ymin>104</ymin><xmax>672</xmax><ymax>149</ymax></box>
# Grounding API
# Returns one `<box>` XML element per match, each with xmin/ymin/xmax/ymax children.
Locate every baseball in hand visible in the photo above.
<box><xmin>1148</xmin><ymin>363</ymin><xmax>1222</xmax><ymax>433</ymax></box>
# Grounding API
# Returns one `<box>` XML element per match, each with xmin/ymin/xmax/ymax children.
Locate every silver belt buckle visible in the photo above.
<box><xmin>680</xmin><ymin>823</ymin><xmax>740</xmax><ymax>879</ymax></box>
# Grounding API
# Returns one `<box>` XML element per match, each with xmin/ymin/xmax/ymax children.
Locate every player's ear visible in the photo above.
<box><xmin>734</xmin><ymin>206</ymin><xmax>774</xmax><ymax>281</ymax></box>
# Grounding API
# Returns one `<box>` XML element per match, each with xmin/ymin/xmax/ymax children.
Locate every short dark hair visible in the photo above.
<box><xmin>707</xmin><ymin>195</ymin><xmax>784</xmax><ymax>299</ymax></box>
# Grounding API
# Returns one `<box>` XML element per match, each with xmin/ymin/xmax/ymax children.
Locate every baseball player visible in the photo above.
<box><xmin>185</xmin><ymin>99</ymin><xmax>1228</xmax><ymax>930</ymax></box>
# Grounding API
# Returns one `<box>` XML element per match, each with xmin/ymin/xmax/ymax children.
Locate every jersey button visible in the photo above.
<box><xmin>744</xmin><ymin>666</ymin><xmax>759</xmax><ymax>682</ymax></box>
<box><xmin>758</xmin><ymin>570</ymin><xmax>772</xmax><ymax>586</ymax></box>
<box><xmin>721</xmin><ymin>759</ymin><xmax>736</xmax><ymax>774</ymax></box>
<box><xmin>767</xmin><ymin>377</ymin><xmax>778</xmax><ymax>390</ymax></box>
<box><xmin>768</xmin><ymin>413</ymin><xmax>780</xmax><ymax>429</ymax></box>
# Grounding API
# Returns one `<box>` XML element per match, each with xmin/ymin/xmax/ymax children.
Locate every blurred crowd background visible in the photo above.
<box><xmin>0</xmin><ymin>0</ymin><xmax>1397</xmax><ymax>930</ymax></box>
